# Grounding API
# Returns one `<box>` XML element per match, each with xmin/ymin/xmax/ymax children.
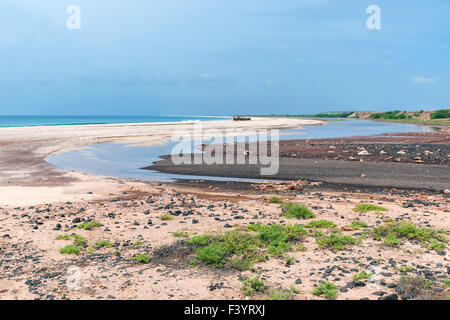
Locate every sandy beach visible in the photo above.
<box><xmin>0</xmin><ymin>118</ymin><xmax>449</xmax><ymax>301</ymax></box>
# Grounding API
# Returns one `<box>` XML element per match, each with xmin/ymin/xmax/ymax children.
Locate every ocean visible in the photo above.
<box><xmin>0</xmin><ymin>115</ymin><xmax>230</xmax><ymax>127</ymax></box>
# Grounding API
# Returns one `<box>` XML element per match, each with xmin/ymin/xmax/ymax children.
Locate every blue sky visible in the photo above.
<box><xmin>0</xmin><ymin>0</ymin><xmax>449</xmax><ymax>115</ymax></box>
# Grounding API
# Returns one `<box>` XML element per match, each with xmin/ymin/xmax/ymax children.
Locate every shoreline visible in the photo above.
<box><xmin>0</xmin><ymin>117</ymin><xmax>322</xmax><ymax>206</ymax></box>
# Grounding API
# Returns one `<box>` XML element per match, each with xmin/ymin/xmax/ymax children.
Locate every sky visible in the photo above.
<box><xmin>0</xmin><ymin>0</ymin><xmax>449</xmax><ymax>116</ymax></box>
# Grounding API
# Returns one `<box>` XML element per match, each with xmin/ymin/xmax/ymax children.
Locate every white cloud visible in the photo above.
<box><xmin>412</xmin><ymin>76</ymin><xmax>437</xmax><ymax>84</ymax></box>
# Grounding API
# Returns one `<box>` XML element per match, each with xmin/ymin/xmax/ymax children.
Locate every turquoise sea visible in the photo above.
<box><xmin>0</xmin><ymin>115</ymin><xmax>230</xmax><ymax>127</ymax></box>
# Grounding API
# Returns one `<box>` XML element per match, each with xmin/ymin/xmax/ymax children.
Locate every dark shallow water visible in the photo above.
<box><xmin>47</xmin><ymin>119</ymin><xmax>434</xmax><ymax>182</ymax></box>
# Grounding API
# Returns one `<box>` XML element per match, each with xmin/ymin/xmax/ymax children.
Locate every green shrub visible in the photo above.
<box><xmin>313</xmin><ymin>281</ymin><xmax>338</xmax><ymax>299</ymax></box>
<box><xmin>132</xmin><ymin>253</ymin><xmax>150</xmax><ymax>264</ymax></box>
<box><xmin>241</xmin><ymin>277</ymin><xmax>265</xmax><ymax>296</ymax></box>
<box><xmin>281</xmin><ymin>202</ymin><xmax>315</xmax><ymax>219</ymax></box>
<box><xmin>444</xmin><ymin>278</ymin><xmax>450</xmax><ymax>288</ymax></box>
<box><xmin>430</xmin><ymin>109</ymin><xmax>450</xmax><ymax>119</ymax></box>
<box><xmin>369</xmin><ymin>110</ymin><xmax>406</xmax><ymax>120</ymax></box>
<box><xmin>265</xmin><ymin>286</ymin><xmax>299</xmax><ymax>300</ymax></box>
<box><xmin>72</xmin><ymin>234</ymin><xmax>86</xmax><ymax>246</ymax></box>
<box><xmin>350</xmin><ymin>221</ymin><xmax>368</xmax><ymax>230</ymax></box>
<box><xmin>59</xmin><ymin>244</ymin><xmax>82</xmax><ymax>255</ymax></box>
<box><xmin>173</xmin><ymin>232</ymin><xmax>189</xmax><ymax>238</ymax></box>
<box><xmin>353</xmin><ymin>203</ymin><xmax>388</xmax><ymax>213</ymax></box>
<box><xmin>188</xmin><ymin>234</ymin><xmax>212</xmax><ymax>245</ymax></box>
<box><xmin>353</xmin><ymin>271</ymin><xmax>372</xmax><ymax>282</ymax></box>
<box><xmin>195</xmin><ymin>244</ymin><xmax>227</xmax><ymax>268</ymax></box>
<box><xmin>384</xmin><ymin>232</ymin><xmax>401</xmax><ymax>246</ymax></box>
<box><xmin>77</xmin><ymin>221</ymin><xmax>103</xmax><ymax>230</ymax></box>
<box><xmin>305</xmin><ymin>220</ymin><xmax>336</xmax><ymax>229</ymax></box>
<box><xmin>56</xmin><ymin>234</ymin><xmax>71</xmax><ymax>240</ymax></box>
<box><xmin>95</xmin><ymin>240</ymin><xmax>113</xmax><ymax>249</ymax></box>
<box><xmin>372</xmin><ymin>220</ymin><xmax>447</xmax><ymax>251</ymax></box>
<box><xmin>188</xmin><ymin>224</ymin><xmax>306</xmax><ymax>270</ymax></box>
<box><xmin>284</xmin><ymin>255</ymin><xmax>295</xmax><ymax>265</ymax></box>
<box><xmin>159</xmin><ymin>214</ymin><xmax>173</xmax><ymax>221</ymax></box>
<box><xmin>316</xmin><ymin>233</ymin><xmax>356</xmax><ymax>252</ymax></box>
<box><xmin>268</xmin><ymin>196</ymin><xmax>282</xmax><ymax>203</ymax></box>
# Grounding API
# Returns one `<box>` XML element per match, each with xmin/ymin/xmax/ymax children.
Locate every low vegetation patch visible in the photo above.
<box><xmin>265</xmin><ymin>286</ymin><xmax>299</xmax><ymax>300</ymax></box>
<box><xmin>159</xmin><ymin>214</ymin><xmax>173</xmax><ymax>221</ymax></box>
<box><xmin>353</xmin><ymin>271</ymin><xmax>372</xmax><ymax>282</ymax></box>
<box><xmin>397</xmin><ymin>275</ymin><xmax>434</xmax><ymax>299</ymax></box>
<box><xmin>430</xmin><ymin>109</ymin><xmax>450</xmax><ymax>119</ymax></box>
<box><xmin>304</xmin><ymin>220</ymin><xmax>336</xmax><ymax>229</ymax></box>
<box><xmin>59</xmin><ymin>244</ymin><xmax>82</xmax><ymax>255</ymax></box>
<box><xmin>77</xmin><ymin>221</ymin><xmax>103</xmax><ymax>230</ymax></box>
<box><xmin>132</xmin><ymin>253</ymin><xmax>150</xmax><ymax>264</ymax></box>
<box><xmin>94</xmin><ymin>240</ymin><xmax>113</xmax><ymax>249</ymax></box>
<box><xmin>313</xmin><ymin>281</ymin><xmax>338</xmax><ymax>299</ymax></box>
<box><xmin>268</xmin><ymin>196</ymin><xmax>282</xmax><ymax>203</ymax></box>
<box><xmin>56</xmin><ymin>234</ymin><xmax>71</xmax><ymax>240</ymax></box>
<box><xmin>369</xmin><ymin>110</ymin><xmax>407</xmax><ymax>120</ymax></box>
<box><xmin>188</xmin><ymin>234</ymin><xmax>212</xmax><ymax>246</ymax></box>
<box><xmin>284</xmin><ymin>255</ymin><xmax>295</xmax><ymax>265</ymax></box>
<box><xmin>350</xmin><ymin>221</ymin><xmax>368</xmax><ymax>230</ymax></box>
<box><xmin>241</xmin><ymin>276</ymin><xmax>265</xmax><ymax>296</ymax></box>
<box><xmin>315</xmin><ymin>233</ymin><xmax>356</xmax><ymax>252</ymax></box>
<box><xmin>372</xmin><ymin>220</ymin><xmax>447</xmax><ymax>251</ymax></box>
<box><xmin>444</xmin><ymin>278</ymin><xmax>450</xmax><ymax>288</ymax></box>
<box><xmin>188</xmin><ymin>224</ymin><xmax>306</xmax><ymax>270</ymax></box>
<box><xmin>58</xmin><ymin>234</ymin><xmax>86</xmax><ymax>255</ymax></box>
<box><xmin>353</xmin><ymin>203</ymin><xmax>388</xmax><ymax>213</ymax></box>
<box><xmin>281</xmin><ymin>202</ymin><xmax>315</xmax><ymax>219</ymax></box>
<box><xmin>72</xmin><ymin>234</ymin><xmax>86</xmax><ymax>246</ymax></box>
<box><xmin>173</xmin><ymin>232</ymin><xmax>189</xmax><ymax>238</ymax></box>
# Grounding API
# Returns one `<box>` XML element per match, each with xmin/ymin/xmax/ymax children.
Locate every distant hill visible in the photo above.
<box><xmin>349</xmin><ymin>109</ymin><xmax>450</xmax><ymax>122</ymax></box>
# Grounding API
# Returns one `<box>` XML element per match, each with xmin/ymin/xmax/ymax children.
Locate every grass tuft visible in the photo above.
<box><xmin>372</xmin><ymin>220</ymin><xmax>447</xmax><ymax>251</ymax></box>
<box><xmin>59</xmin><ymin>244</ymin><xmax>82</xmax><ymax>255</ymax></box>
<box><xmin>353</xmin><ymin>271</ymin><xmax>372</xmax><ymax>282</ymax></box>
<box><xmin>159</xmin><ymin>214</ymin><xmax>173</xmax><ymax>221</ymax></box>
<box><xmin>313</xmin><ymin>281</ymin><xmax>338</xmax><ymax>299</ymax></box>
<box><xmin>94</xmin><ymin>240</ymin><xmax>113</xmax><ymax>249</ymax></box>
<box><xmin>241</xmin><ymin>277</ymin><xmax>265</xmax><ymax>296</ymax></box>
<box><xmin>132</xmin><ymin>253</ymin><xmax>150</xmax><ymax>264</ymax></box>
<box><xmin>304</xmin><ymin>220</ymin><xmax>336</xmax><ymax>229</ymax></box>
<box><xmin>268</xmin><ymin>196</ymin><xmax>282</xmax><ymax>203</ymax></box>
<box><xmin>281</xmin><ymin>202</ymin><xmax>315</xmax><ymax>219</ymax></box>
<box><xmin>77</xmin><ymin>221</ymin><xmax>103</xmax><ymax>230</ymax></box>
<box><xmin>56</xmin><ymin>234</ymin><xmax>71</xmax><ymax>240</ymax></box>
<box><xmin>350</xmin><ymin>220</ymin><xmax>368</xmax><ymax>230</ymax></box>
<box><xmin>173</xmin><ymin>232</ymin><xmax>189</xmax><ymax>238</ymax></box>
<box><xmin>316</xmin><ymin>233</ymin><xmax>356</xmax><ymax>252</ymax></box>
<box><xmin>188</xmin><ymin>224</ymin><xmax>306</xmax><ymax>270</ymax></box>
<box><xmin>353</xmin><ymin>203</ymin><xmax>388</xmax><ymax>213</ymax></box>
